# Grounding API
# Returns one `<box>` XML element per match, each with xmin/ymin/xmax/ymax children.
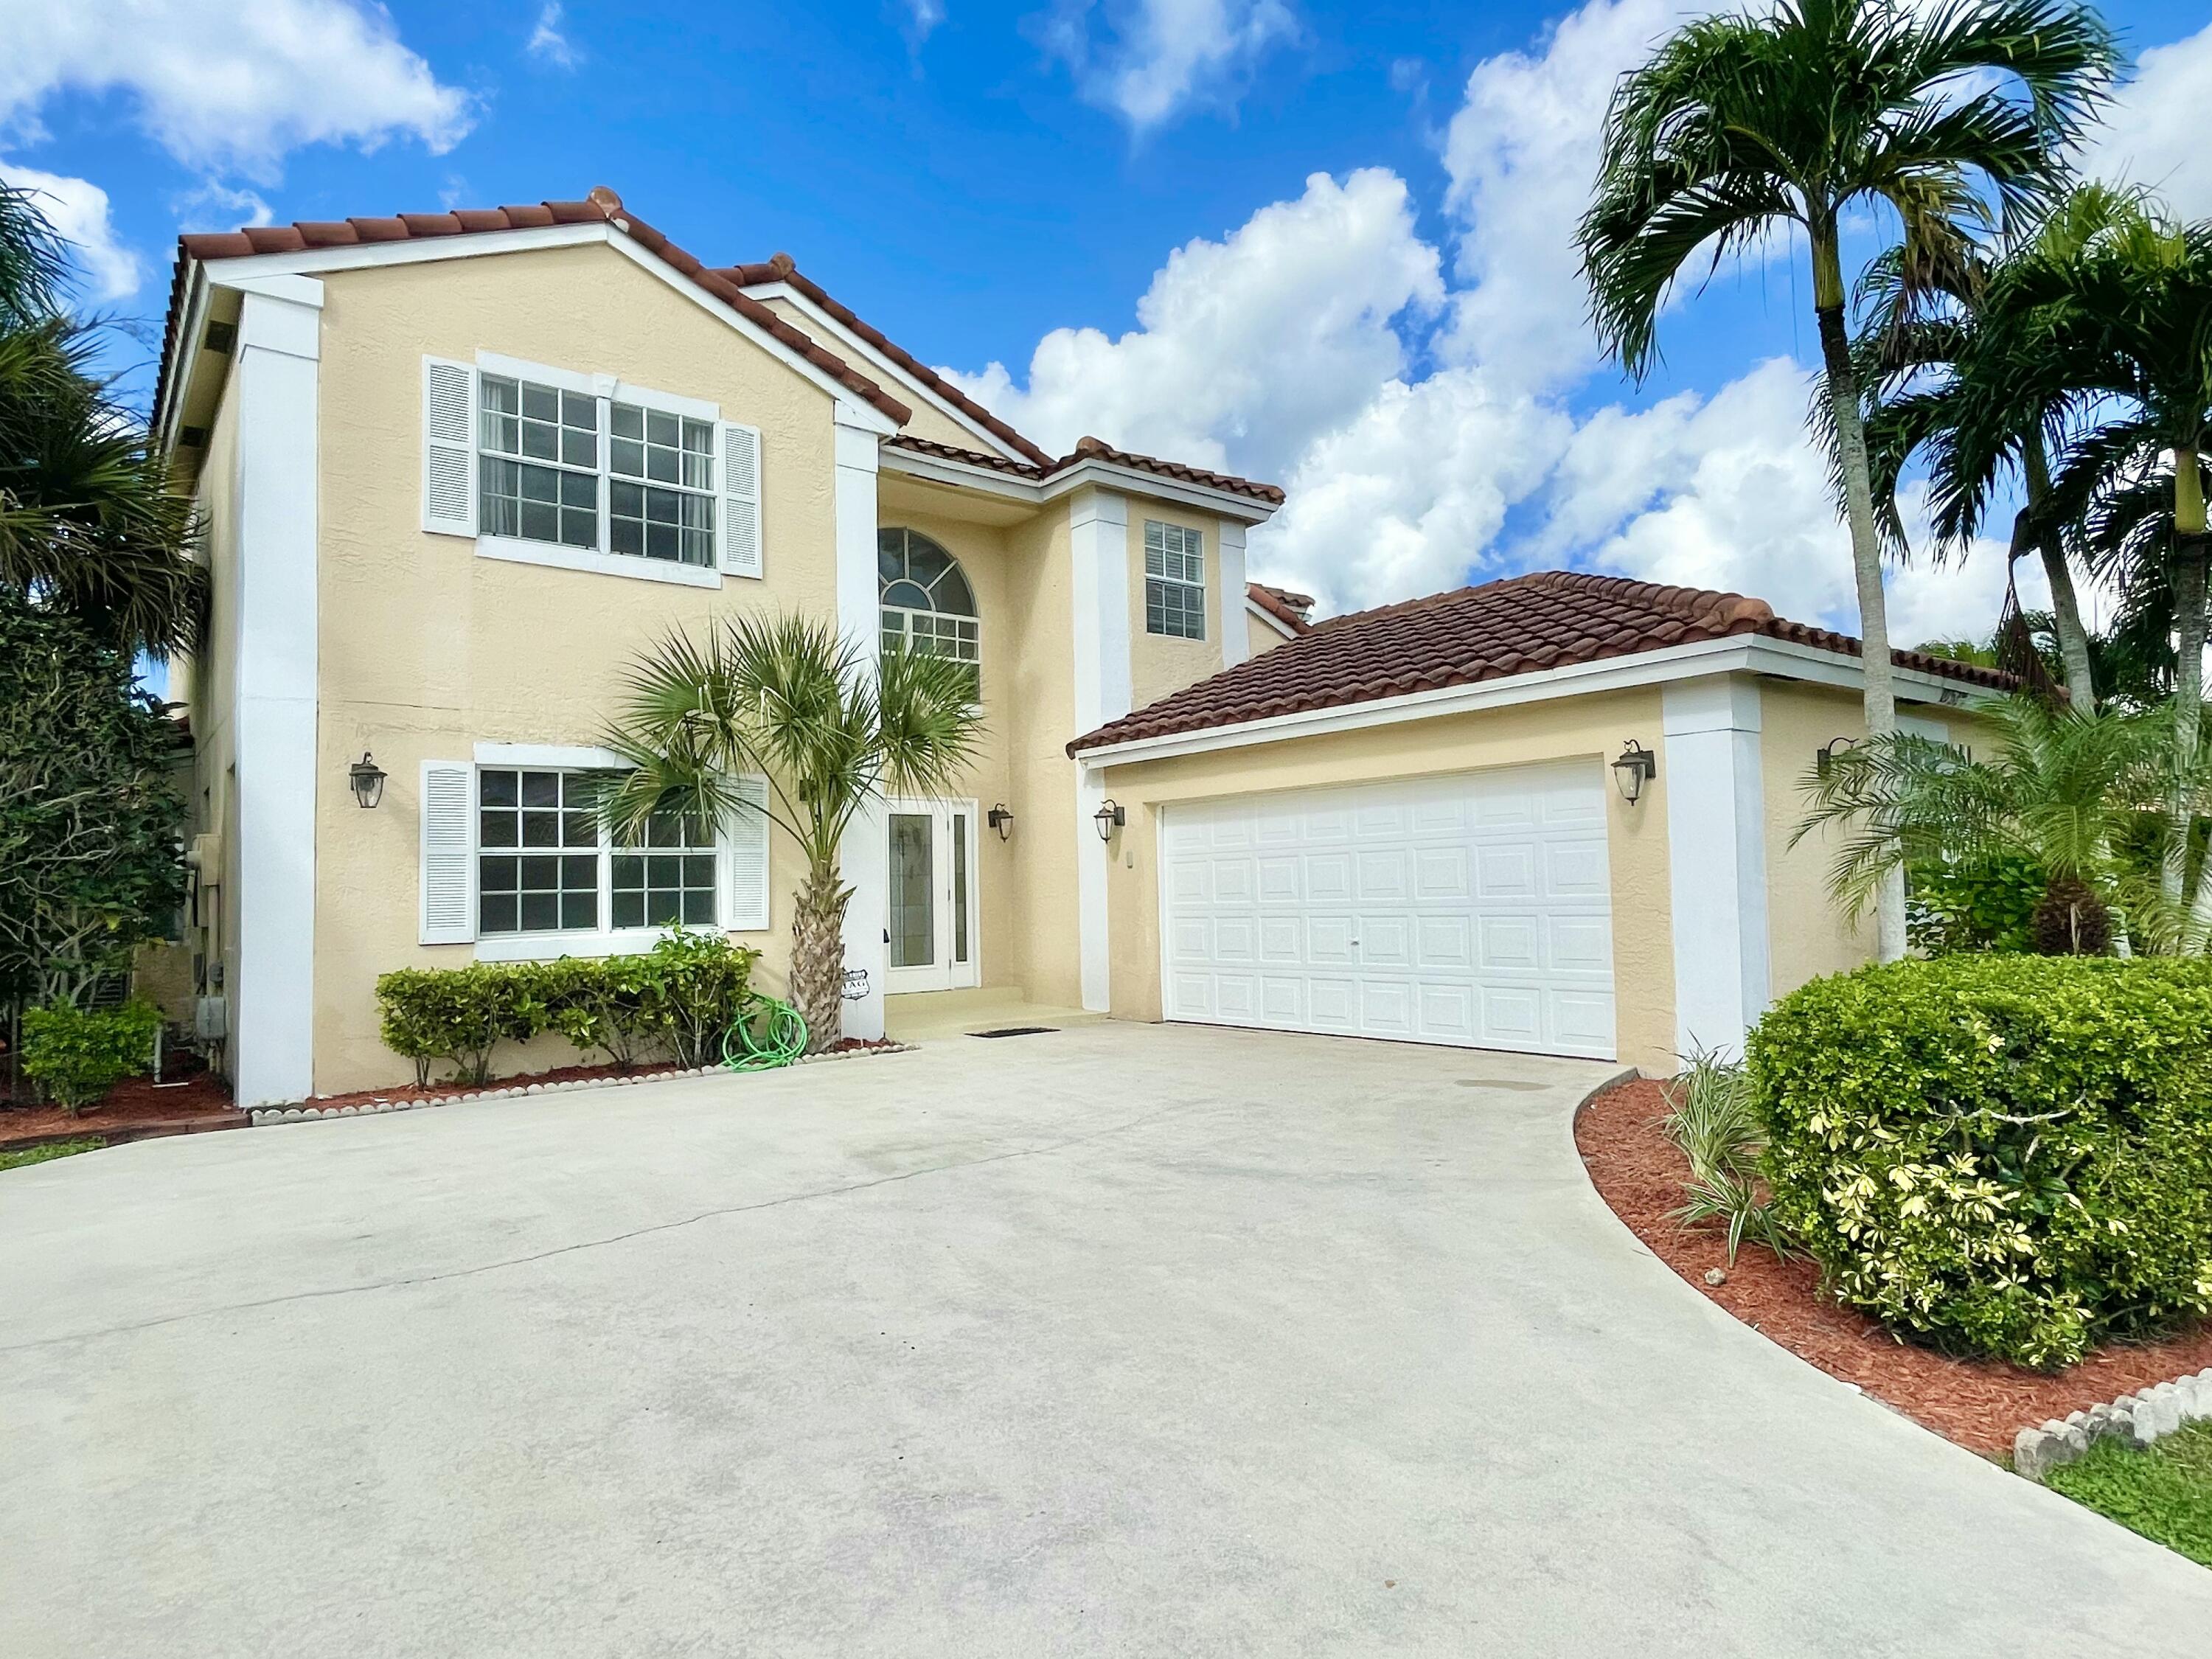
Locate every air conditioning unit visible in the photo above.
<box><xmin>194</xmin><ymin>995</ymin><xmax>229</xmax><ymax>1042</ymax></box>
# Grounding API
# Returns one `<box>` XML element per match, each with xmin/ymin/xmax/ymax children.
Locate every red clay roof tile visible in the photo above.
<box><xmin>881</xmin><ymin>431</ymin><xmax>1284</xmax><ymax>506</ymax></box>
<box><xmin>1068</xmin><ymin>568</ymin><xmax>2011</xmax><ymax>754</ymax></box>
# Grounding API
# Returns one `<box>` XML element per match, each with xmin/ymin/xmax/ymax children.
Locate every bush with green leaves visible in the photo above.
<box><xmin>1907</xmin><ymin>854</ymin><xmax>2045</xmax><ymax>955</ymax></box>
<box><xmin>375</xmin><ymin>931</ymin><xmax>759</xmax><ymax>1087</ymax></box>
<box><xmin>21</xmin><ymin>999</ymin><xmax>161</xmax><ymax>1113</ymax></box>
<box><xmin>1749</xmin><ymin>956</ymin><xmax>2212</xmax><ymax>1368</ymax></box>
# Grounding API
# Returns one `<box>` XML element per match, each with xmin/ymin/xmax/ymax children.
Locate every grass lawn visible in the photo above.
<box><xmin>0</xmin><ymin>1138</ymin><xmax>102</xmax><ymax>1173</ymax></box>
<box><xmin>2048</xmin><ymin>1422</ymin><xmax>2212</xmax><ymax>1568</ymax></box>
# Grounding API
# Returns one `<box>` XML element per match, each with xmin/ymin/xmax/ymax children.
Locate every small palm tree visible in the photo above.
<box><xmin>1794</xmin><ymin>694</ymin><xmax>2179</xmax><ymax>953</ymax></box>
<box><xmin>1927</xmin><ymin>188</ymin><xmax>2212</xmax><ymax>902</ymax></box>
<box><xmin>601</xmin><ymin>613</ymin><xmax>983</xmax><ymax>1050</ymax></box>
<box><xmin>1579</xmin><ymin>0</ymin><xmax>2118</xmax><ymax>961</ymax></box>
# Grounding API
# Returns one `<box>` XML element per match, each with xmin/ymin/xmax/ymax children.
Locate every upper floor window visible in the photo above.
<box><xmin>422</xmin><ymin>354</ymin><xmax>762</xmax><ymax>583</ymax></box>
<box><xmin>1144</xmin><ymin>521</ymin><xmax>1206</xmax><ymax>639</ymax></box>
<box><xmin>879</xmin><ymin>528</ymin><xmax>979</xmax><ymax>682</ymax></box>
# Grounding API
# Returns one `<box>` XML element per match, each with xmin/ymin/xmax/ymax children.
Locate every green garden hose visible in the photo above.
<box><xmin>721</xmin><ymin>995</ymin><xmax>809</xmax><ymax>1071</ymax></box>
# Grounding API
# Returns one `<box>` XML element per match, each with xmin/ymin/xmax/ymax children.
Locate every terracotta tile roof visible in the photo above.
<box><xmin>719</xmin><ymin>254</ymin><xmax>1056</xmax><ymax>467</ymax></box>
<box><xmin>1068</xmin><ymin>568</ymin><xmax>2012</xmax><ymax>754</ymax></box>
<box><xmin>1247</xmin><ymin>582</ymin><xmax>1315</xmax><ymax>633</ymax></box>
<box><xmin>154</xmin><ymin>188</ymin><xmax>914</xmax><ymax>439</ymax></box>
<box><xmin>882</xmin><ymin>431</ymin><xmax>1286</xmax><ymax>507</ymax></box>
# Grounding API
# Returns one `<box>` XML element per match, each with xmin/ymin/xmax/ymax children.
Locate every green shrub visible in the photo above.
<box><xmin>1906</xmin><ymin>854</ymin><xmax>2043</xmax><ymax>955</ymax></box>
<box><xmin>21</xmin><ymin>1000</ymin><xmax>162</xmax><ymax>1113</ymax></box>
<box><xmin>374</xmin><ymin>931</ymin><xmax>759</xmax><ymax>1085</ymax></box>
<box><xmin>1749</xmin><ymin>956</ymin><xmax>2212</xmax><ymax>1368</ymax></box>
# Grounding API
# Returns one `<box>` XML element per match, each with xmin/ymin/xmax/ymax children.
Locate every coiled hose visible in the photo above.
<box><xmin>721</xmin><ymin>995</ymin><xmax>809</xmax><ymax>1071</ymax></box>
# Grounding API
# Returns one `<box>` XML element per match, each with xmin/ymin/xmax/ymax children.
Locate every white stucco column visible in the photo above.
<box><xmin>1216</xmin><ymin>518</ymin><xmax>1249</xmax><ymax>669</ymax></box>
<box><xmin>833</xmin><ymin>406</ymin><xmax>887</xmax><ymax>1039</ymax></box>
<box><xmin>1661</xmin><ymin>675</ymin><xmax>1771</xmax><ymax>1063</ymax></box>
<box><xmin>1069</xmin><ymin>487</ymin><xmax>1131</xmax><ymax>1012</ymax></box>
<box><xmin>226</xmin><ymin>274</ymin><xmax>323</xmax><ymax>1106</ymax></box>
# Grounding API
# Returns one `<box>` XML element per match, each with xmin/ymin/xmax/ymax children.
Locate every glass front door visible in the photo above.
<box><xmin>883</xmin><ymin>800</ymin><xmax>978</xmax><ymax>993</ymax></box>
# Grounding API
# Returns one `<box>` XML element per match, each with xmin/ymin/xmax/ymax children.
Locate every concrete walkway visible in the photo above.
<box><xmin>2</xmin><ymin>1023</ymin><xmax>2206</xmax><ymax>1657</ymax></box>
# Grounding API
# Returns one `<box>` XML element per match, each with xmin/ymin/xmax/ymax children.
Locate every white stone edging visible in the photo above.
<box><xmin>247</xmin><ymin>1043</ymin><xmax>918</xmax><ymax>1127</ymax></box>
<box><xmin>2012</xmin><ymin>1368</ymin><xmax>2212</xmax><ymax>1481</ymax></box>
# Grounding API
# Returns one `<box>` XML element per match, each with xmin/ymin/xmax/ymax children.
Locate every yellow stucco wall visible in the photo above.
<box><xmin>1245</xmin><ymin>607</ymin><xmax>1295</xmax><ymax>656</ymax></box>
<box><xmin>999</xmin><ymin>506</ymin><xmax>1082</xmax><ymax>1007</ymax></box>
<box><xmin>1092</xmin><ymin>688</ymin><xmax>1679</xmax><ymax>1076</ymax></box>
<box><xmin>309</xmin><ymin>242</ymin><xmax>845</xmax><ymax>1090</ymax></box>
<box><xmin>1126</xmin><ymin>504</ymin><xmax>1228</xmax><ymax>709</ymax></box>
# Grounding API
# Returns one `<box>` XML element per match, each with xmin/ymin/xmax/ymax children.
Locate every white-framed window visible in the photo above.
<box><xmin>1144</xmin><ymin>520</ymin><xmax>1206</xmax><ymax>639</ymax></box>
<box><xmin>417</xmin><ymin>751</ymin><xmax>771</xmax><ymax>952</ymax></box>
<box><xmin>878</xmin><ymin>527</ymin><xmax>980</xmax><ymax>687</ymax></box>
<box><xmin>421</xmin><ymin>355</ymin><xmax>762</xmax><ymax>583</ymax></box>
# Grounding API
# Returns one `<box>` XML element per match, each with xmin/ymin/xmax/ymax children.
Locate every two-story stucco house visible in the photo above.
<box><xmin>155</xmin><ymin>188</ymin><xmax>2007</xmax><ymax>1107</ymax></box>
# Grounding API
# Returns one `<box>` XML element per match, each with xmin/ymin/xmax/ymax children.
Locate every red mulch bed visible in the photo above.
<box><xmin>1</xmin><ymin>1070</ymin><xmax>245</xmax><ymax>1150</ymax></box>
<box><xmin>1576</xmin><ymin>1076</ymin><xmax>2212</xmax><ymax>1458</ymax></box>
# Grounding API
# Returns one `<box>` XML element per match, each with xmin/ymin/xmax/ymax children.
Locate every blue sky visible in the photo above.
<box><xmin>7</xmin><ymin>0</ymin><xmax>2211</xmax><ymax>639</ymax></box>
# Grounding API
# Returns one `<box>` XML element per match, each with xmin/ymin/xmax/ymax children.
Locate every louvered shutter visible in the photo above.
<box><xmin>420</xmin><ymin>761</ymin><xmax>476</xmax><ymax>944</ymax></box>
<box><xmin>422</xmin><ymin>357</ymin><xmax>476</xmax><ymax>536</ymax></box>
<box><xmin>726</xmin><ymin>773</ymin><xmax>771</xmax><ymax>931</ymax></box>
<box><xmin>717</xmin><ymin>420</ymin><xmax>762</xmax><ymax>577</ymax></box>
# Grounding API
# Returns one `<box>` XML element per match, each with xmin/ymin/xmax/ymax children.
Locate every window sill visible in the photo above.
<box><xmin>476</xmin><ymin>535</ymin><xmax>724</xmax><ymax>590</ymax></box>
<box><xmin>475</xmin><ymin>928</ymin><xmax>688</xmax><ymax>963</ymax></box>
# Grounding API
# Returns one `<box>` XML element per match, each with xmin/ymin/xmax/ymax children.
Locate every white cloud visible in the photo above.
<box><xmin>946</xmin><ymin>167</ymin><xmax>1441</xmax><ymax>480</ymax></box>
<box><xmin>526</xmin><ymin>2</ymin><xmax>581</xmax><ymax>69</ymax></box>
<box><xmin>1038</xmin><ymin>0</ymin><xmax>1300</xmax><ymax>129</ymax></box>
<box><xmin>0</xmin><ymin>0</ymin><xmax>473</xmax><ymax>181</ymax></box>
<box><xmin>171</xmin><ymin>179</ymin><xmax>274</xmax><ymax>233</ymax></box>
<box><xmin>0</xmin><ymin>161</ymin><xmax>140</xmax><ymax>299</ymax></box>
<box><xmin>903</xmin><ymin>0</ymin><xmax>947</xmax><ymax>42</ymax></box>
<box><xmin>2079</xmin><ymin>21</ymin><xmax>2212</xmax><ymax>218</ymax></box>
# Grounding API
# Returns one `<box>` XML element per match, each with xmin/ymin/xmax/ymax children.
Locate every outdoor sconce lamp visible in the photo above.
<box><xmin>1093</xmin><ymin>799</ymin><xmax>1126</xmax><ymax>842</ymax></box>
<box><xmin>987</xmin><ymin>803</ymin><xmax>1015</xmax><ymax>841</ymax></box>
<box><xmin>348</xmin><ymin>752</ymin><xmax>387</xmax><ymax>810</ymax></box>
<box><xmin>1610</xmin><ymin>740</ymin><xmax>1656</xmax><ymax>804</ymax></box>
<box><xmin>1815</xmin><ymin>735</ymin><xmax>1858</xmax><ymax>779</ymax></box>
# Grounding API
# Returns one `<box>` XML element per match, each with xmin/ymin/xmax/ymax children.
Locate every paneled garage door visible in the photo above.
<box><xmin>1159</xmin><ymin>762</ymin><xmax>1615</xmax><ymax>1059</ymax></box>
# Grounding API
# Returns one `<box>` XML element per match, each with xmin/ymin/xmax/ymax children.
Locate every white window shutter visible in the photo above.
<box><xmin>717</xmin><ymin>420</ymin><xmax>762</xmax><ymax>578</ymax></box>
<box><xmin>422</xmin><ymin>357</ymin><xmax>476</xmax><ymax>537</ymax></box>
<box><xmin>420</xmin><ymin>761</ymin><xmax>476</xmax><ymax>944</ymax></box>
<box><xmin>726</xmin><ymin>774</ymin><xmax>771</xmax><ymax>931</ymax></box>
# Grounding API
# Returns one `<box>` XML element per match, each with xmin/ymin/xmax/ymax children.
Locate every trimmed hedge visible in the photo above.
<box><xmin>376</xmin><ymin>930</ymin><xmax>759</xmax><ymax>1088</ymax></box>
<box><xmin>1749</xmin><ymin>956</ymin><xmax>2212</xmax><ymax>1369</ymax></box>
<box><xmin>20</xmin><ymin>999</ymin><xmax>163</xmax><ymax>1113</ymax></box>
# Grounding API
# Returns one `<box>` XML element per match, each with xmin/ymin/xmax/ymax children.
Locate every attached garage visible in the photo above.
<box><xmin>1158</xmin><ymin>762</ymin><xmax>1617</xmax><ymax>1059</ymax></box>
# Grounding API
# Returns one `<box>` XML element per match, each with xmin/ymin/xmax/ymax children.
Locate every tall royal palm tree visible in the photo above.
<box><xmin>601</xmin><ymin>613</ymin><xmax>984</xmax><ymax>1051</ymax></box>
<box><xmin>1928</xmin><ymin>188</ymin><xmax>2212</xmax><ymax>904</ymax></box>
<box><xmin>0</xmin><ymin>184</ymin><xmax>204</xmax><ymax>660</ymax></box>
<box><xmin>1579</xmin><ymin>0</ymin><xmax>2118</xmax><ymax>961</ymax></box>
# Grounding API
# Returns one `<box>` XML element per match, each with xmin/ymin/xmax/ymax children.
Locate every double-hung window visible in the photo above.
<box><xmin>1144</xmin><ymin>521</ymin><xmax>1206</xmax><ymax>639</ymax></box>
<box><xmin>421</xmin><ymin>354</ymin><xmax>762</xmax><ymax>581</ymax></box>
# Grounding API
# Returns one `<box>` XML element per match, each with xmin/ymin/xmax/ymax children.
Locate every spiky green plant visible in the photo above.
<box><xmin>1663</xmin><ymin>1049</ymin><xmax>1793</xmax><ymax>1265</ymax></box>
<box><xmin>599</xmin><ymin>613</ymin><xmax>983</xmax><ymax>1050</ymax></box>
<box><xmin>1579</xmin><ymin>0</ymin><xmax>2118</xmax><ymax>962</ymax></box>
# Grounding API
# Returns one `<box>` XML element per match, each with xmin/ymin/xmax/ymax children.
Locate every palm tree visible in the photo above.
<box><xmin>0</xmin><ymin>184</ymin><xmax>204</xmax><ymax>659</ymax></box>
<box><xmin>1795</xmin><ymin>694</ymin><xmax>2175</xmax><ymax>953</ymax></box>
<box><xmin>601</xmin><ymin>613</ymin><xmax>984</xmax><ymax>1050</ymax></box>
<box><xmin>1579</xmin><ymin>0</ymin><xmax>2118</xmax><ymax>961</ymax></box>
<box><xmin>1927</xmin><ymin>189</ymin><xmax>2212</xmax><ymax>904</ymax></box>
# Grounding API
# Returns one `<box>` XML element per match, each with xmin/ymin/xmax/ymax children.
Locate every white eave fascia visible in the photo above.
<box><xmin>740</xmin><ymin>279</ymin><xmax>1032</xmax><ymax>464</ymax></box>
<box><xmin>1073</xmin><ymin>633</ymin><xmax>1988</xmax><ymax>771</ymax></box>
<box><xmin>1245</xmin><ymin>595</ymin><xmax>1301</xmax><ymax>640</ymax></box>
<box><xmin>877</xmin><ymin>442</ymin><xmax>1043</xmax><ymax>501</ymax></box>
<box><xmin>156</xmin><ymin>220</ymin><xmax>901</xmax><ymax>443</ymax></box>
<box><xmin>1037</xmin><ymin>458</ymin><xmax>1279</xmax><ymax>524</ymax></box>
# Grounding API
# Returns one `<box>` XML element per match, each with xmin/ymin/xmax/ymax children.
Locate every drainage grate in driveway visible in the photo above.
<box><xmin>969</xmin><ymin>1026</ymin><xmax>1057</xmax><ymax>1039</ymax></box>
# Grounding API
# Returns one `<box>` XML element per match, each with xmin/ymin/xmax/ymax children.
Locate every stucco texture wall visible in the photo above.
<box><xmin>1126</xmin><ymin>501</ymin><xmax>1228</xmax><ymax>711</ymax></box>
<box><xmin>309</xmin><ymin>242</ymin><xmax>844</xmax><ymax>1091</ymax></box>
<box><xmin>1093</xmin><ymin>687</ymin><xmax>1678</xmax><ymax>1076</ymax></box>
<box><xmin>1245</xmin><ymin>608</ymin><xmax>1294</xmax><ymax>657</ymax></box>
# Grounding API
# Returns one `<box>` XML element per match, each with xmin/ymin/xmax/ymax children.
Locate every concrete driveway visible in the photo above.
<box><xmin>3</xmin><ymin>1023</ymin><xmax>2207</xmax><ymax>1657</ymax></box>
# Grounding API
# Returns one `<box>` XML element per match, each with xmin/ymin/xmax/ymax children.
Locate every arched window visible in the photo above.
<box><xmin>879</xmin><ymin>528</ymin><xmax>979</xmax><ymax>680</ymax></box>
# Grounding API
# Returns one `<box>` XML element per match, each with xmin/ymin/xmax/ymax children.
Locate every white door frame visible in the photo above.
<box><xmin>883</xmin><ymin>796</ymin><xmax>981</xmax><ymax>994</ymax></box>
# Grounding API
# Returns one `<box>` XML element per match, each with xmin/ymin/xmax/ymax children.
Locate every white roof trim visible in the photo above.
<box><xmin>1245</xmin><ymin>594</ymin><xmax>1301</xmax><ymax>640</ymax></box>
<box><xmin>877</xmin><ymin>440</ymin><xmax>1280</xmax><ymax>523</ymax></box>
<box><xmin>740</xmin><ymin>279</ymin><xmax>1030</xmax><ymax>463</ymax></box>
<box><xmin>159</xmin><ymin>220</ymin><xmax>900</xmax><ymax>452</ymax></box>
<box><xmin>1074</xmin><ymin>633</ymin><xmax>1985</xmax><ymax>770</ymax></box>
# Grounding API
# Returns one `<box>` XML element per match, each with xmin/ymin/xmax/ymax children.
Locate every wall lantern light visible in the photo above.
<box><xmin>1610</xmin><ymin>740</ymin><xmax>1656</xmax><ymax>804</ymax></box>
<box><xmin>1093</xmin><ymin>799</ymin><xmax>1126</xmax><ymax>842</ymax></box>
<box><xmin>348</xmin><ymin>752</ymin><xmax>387</xmax><ymax>810</ymax></box>
<box><xmin>987</xmin><ymin>803</ymin><xmax>1015</xmax><ymax>841</ymax></box>
<box><xmin>1815</xmin><ymin>735</ymin><xmax>1858</xmax><ymax>779</ymax></box>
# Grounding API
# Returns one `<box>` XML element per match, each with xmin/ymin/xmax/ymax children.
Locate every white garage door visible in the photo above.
<box><xmin>1159</xmin><ymin>762</ymin><xmax>1615</xmax><ymax>1059</ymax></box>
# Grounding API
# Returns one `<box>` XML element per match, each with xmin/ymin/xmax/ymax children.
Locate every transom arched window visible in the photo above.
<box><xmin>879</xmin><ymin>528</ymin><xmax>979</xmax><ymax>678</ymax></box>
